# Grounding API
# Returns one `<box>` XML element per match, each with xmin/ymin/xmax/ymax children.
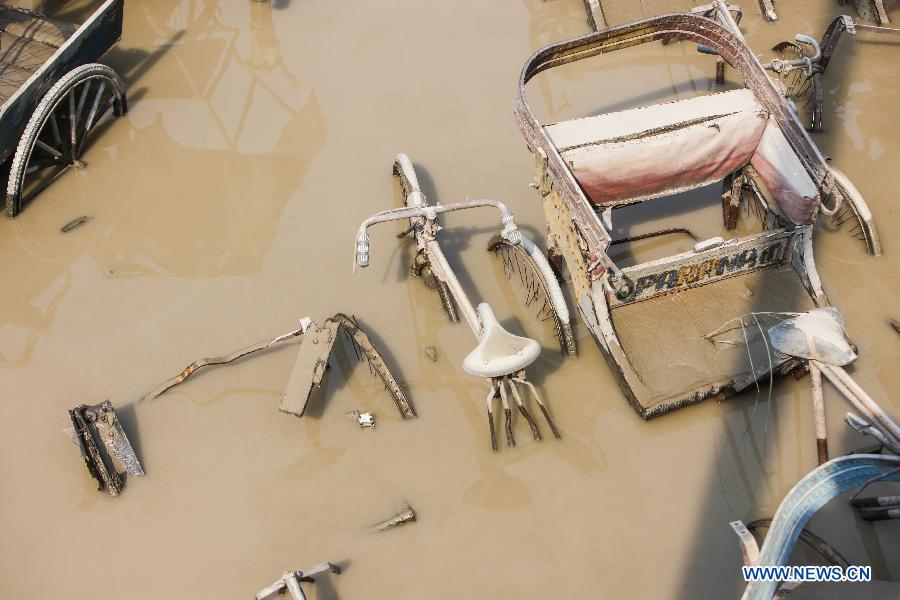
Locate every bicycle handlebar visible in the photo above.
<box><xmin>354</xmin><ymin>199</ymin><xmax>520</xmax><ymax>270</ymax></box>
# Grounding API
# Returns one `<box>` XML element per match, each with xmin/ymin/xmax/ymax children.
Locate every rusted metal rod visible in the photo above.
<box><xmin>509</xmin><ymin>377</ymin><xmax>542</xmax><ymax>441</ymax></box>
<box><xmin>499</xmin><ymin>379</ymin><xmax>515</xmax><ymax>447</ymax></box>
<box><xmin>859</xmin><ymin>506</ymin><xmax>900</xmax><ymax>521</ymax></box>
<box><xmin>513</xmin><ymin>373</ymin><xmax>561</xmax><ymax>439</ymax></box>
<box><xmin>486</xmin><ymin>379</ymin><xmax>499</xmax><ymax>451</ymax></box>
<box><xmin>142</xmin><ymin>318</ymin><xmax>313</xmax><ymax>401</ymax></box>
<box><xmin>850</xmin><ymin>495</ymin><xmax>900</xmax><ymax>508</ymax></box>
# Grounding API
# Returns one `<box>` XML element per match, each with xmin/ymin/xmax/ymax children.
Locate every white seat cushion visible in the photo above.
<box><xmin>545</xmin><ymin>88</ymin><xmax>821</xmax><ymax>224</ymax></box>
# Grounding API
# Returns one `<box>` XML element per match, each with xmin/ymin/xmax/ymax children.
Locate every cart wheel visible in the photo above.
<box><xmin>392</xmin><ymin>153</ymin><xmax>459</xmax><ymax>322</ymax></box>
<box><xmin>6</xmin><ymin>63</ymin><xmax>127</xmax><ymax>217</ymax></box>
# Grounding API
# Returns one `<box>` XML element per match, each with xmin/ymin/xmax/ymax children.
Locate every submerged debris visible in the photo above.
<box><xmin>346</xmin><ymin>410</ymin><xmax>375</xmax><ymax>429</ymax></box>
<box><xmin>757</xmin><ymin>0</ymin><xmax>777</xmax><ymax>22</ymax></box>
<box><xmin>770</xmin><ymin>308</ymin><xmax>900</xmax><ymax>456</ymax></box>
<box><xmin>280</xmin><ymin>313</ymin><xmax>416</xmax><ymax>420</ymax></box>
<box><xmin>744</xmin><ymin>519</ymin><xmax>849</xmax><ymax>568</ymax></box>
<box><xmin>582</xmin><ymin>0</ymin><xmax>607</xmax><ymax>31</ymax></box>
<box><xmin>374</xmin><ymin>505</ymin><xmax>416</xmax><ymax>531</ymax></box>
<box><xmin>255</xmin><ymin>562</ymin><xmax>342</xmax><ymax>600</ymax></box>
<box><xmin>280</xmin><ymin>319</ymin><xmax>339</xmax><ymax>417</ymax></box>
<box><xmin>738</xmin><ymin>455</ymin><xmax>900</xmax><ymax>600</ymax></box>
<box><xmin>69</xmin><ymin>401</ymin><xmax>143</xmax><ymax>496</ymax></box>
<box><xmin>424</xmin><ymin>345</ymin><xmax>438</xmax><ymax>362</ymax></box>
<box><xmin>60</xmin><ymin>215</ymin><xmax>91</xmax><ymax>232</ymax></box>
<box><xmin>890</xmin><ymin>319</ymin><xmax>900</xmax><ymax>335</ymax></box>
<box><xmin>851</xmin><ymin>0</ymin><xmax>891</xmax><ymax>24</ymax></box>
<box><xmin>142</xmin><ymin>317</ymin><xmax>314</xmax><ymax>401</ymax></box>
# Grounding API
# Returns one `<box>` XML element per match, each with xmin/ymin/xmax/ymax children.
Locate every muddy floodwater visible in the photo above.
<box><xmin>2</xmin><ymin>1</ymin><xmax>899</xmax><ymax>598</ymax></box>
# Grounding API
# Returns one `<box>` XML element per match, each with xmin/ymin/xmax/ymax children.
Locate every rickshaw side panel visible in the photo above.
<box><xmin>0</xmin><ymin>0</ymin><xmax>123</xmax><ymax>165</ymax></box>
<box><xmin>609</xmin><ymin>229</ymin><xmax>797</xmax><ymax>307</ymax></box>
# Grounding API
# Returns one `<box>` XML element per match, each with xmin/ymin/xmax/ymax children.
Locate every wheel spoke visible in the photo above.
<box><xmin>48</xmin><ymin>110</ymin><xmax>63</xmax><ymax>147</ymax></box>
<box><xmin>77</xmin><ymin>95</ymin><xmax>113</xmax><ymax>158</ymax></box>
<box><xmin>74</xmin><ymin>80</ymin><xmax>91</xmax><ymax>132</ymax></box>
<box><xmin>25</xmin><ymin>155</ymin><xmax>62</xmax><ymax>175</ymax></box>
<box><xmin>83</xmin><ymin>80</ymin><xmax>107</xmax><ymax>133</ymax></box>
<box><xmin>35</xmin><ymin>139</ymin><xmax>63</xmax><ymax>160</ymax></box>
<box><xmin>20</xmin><ymin>164</ymin><xmax>72</xmax><ymax>206</ymax></box>
<box><xmin>68</xmin><ymin>86</ymin><xmax>77</xmax><ymax>158</ymax></box>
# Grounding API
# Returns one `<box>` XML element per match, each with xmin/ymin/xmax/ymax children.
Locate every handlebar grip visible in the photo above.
<box><xmin>793</xmin><ymin>34</ymin><xmax>821</xmax><ymax>60</ymax></box>
<box><xmin>356</xmin><ymin>234</ymin><xmax>370</xmax><ymax>268</ymax></box>
<box><xmin>696</xmin><ymin>44</ymin><xmax>719</xmax><ymax>56</ymax></box>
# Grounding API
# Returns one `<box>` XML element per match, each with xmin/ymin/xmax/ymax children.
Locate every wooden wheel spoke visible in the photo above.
<box><xmin>20</xmin><ymin>164</ymin><xmax>72</xmax><ymax>206</ymax></box>
<box><xmin>74</xmin><ymin>80</ymin><xmax>92</xmax><ymax>132</ymax></box>
<box><xmin>68</xmin><ymin>85</ymin><xmax>79</xmax><ymax>158</ymax></box>
<box><xmin>76</xmin><ymin>96</ymin><xmax>116</xmax><ymax>158</ymax></box>
<box><xmin>34</xmin><ymin>139</ymin><xmax>64</xmax><ymax>160</ymax></box>
<box><xmin>48</xmin><ymin>109</ymin><xmax>63</xmax><ymax>147</ymax></box>
<box><xmin>83</xmin><ymin>80</ymin><xmax>107</xmax><ymax>133</ymax></box>
<box><xmin>78</xmin><ymin>85</ymin><xmax>112</xmax><ymax>158</ymax></box>
<box><xmin>25</xmin><ymin>155</ymin><xmax>62</xmax><ymax>175</ymax></box>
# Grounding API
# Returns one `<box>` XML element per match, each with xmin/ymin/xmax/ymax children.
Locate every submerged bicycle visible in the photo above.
<box><xmin>354</xmin><ymin>153</ymin><xmax>575</xmax><ymax>450</ymax></box>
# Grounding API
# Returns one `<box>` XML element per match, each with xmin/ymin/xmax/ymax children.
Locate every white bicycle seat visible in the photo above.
<box><xmin>462</xmin><ymin>303</ymin><xmax>541</xmax><ymax>378</ymax></box>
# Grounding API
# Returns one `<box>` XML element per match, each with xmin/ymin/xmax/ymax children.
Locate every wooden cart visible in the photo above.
<box><xmin>0</xmin><ymin>0</ymin><xmax>126</xmax><ymax>217</ymax></box>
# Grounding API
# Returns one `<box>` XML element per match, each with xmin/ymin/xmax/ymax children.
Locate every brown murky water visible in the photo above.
<box><xmin>1</xmin><ymin>1</ymin><xmax>898</xmax><ymax>598</ymax></box>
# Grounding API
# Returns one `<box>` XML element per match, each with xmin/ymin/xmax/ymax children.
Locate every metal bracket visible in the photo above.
<box><xmin>730</xmin><ymin>520</ymin><xmax>761</xmax><ymax>566</ymax></box>
<box><xmin>255</xmin><ymin>562</ymin><xmax>342</xmax><ymax>600</ymax></box>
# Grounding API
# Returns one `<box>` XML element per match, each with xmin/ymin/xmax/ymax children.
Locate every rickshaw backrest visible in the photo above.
<box><xmin>545</xmin><ymin>89</ymin><xmax>819</xmax><ymax>225</ymax></box>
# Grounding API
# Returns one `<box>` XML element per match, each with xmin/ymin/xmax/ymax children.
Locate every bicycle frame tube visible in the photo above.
<box><xmin>424</xmin><ymin>236</ymin><xmax>482</xmax><ymax>337</ymax></box>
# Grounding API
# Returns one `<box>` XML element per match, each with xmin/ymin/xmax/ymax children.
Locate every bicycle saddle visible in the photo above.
<box><xmin>462</xmin><ymin>303</ymin><xmax>541</xmax><ymax>378</ymax></box>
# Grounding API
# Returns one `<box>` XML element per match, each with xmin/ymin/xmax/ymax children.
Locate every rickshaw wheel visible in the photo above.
<box><xmin>6</xmin><ymin>63</ymin><xmax>127</xmax><ymax>218</ymax></box>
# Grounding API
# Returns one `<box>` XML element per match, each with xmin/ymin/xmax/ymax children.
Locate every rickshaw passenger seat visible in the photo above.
<box><xmin>545</xmin><ymin>88</ymin><xmax>820</xmax><ymax>225</ymax></box>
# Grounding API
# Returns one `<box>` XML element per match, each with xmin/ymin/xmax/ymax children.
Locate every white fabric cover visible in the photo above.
<box><xmin>751</xmin><ymin>116</ymin><xmax>819</xmax><ymax>224</ymax></box>
<box><xmin>545</xmin><ymin>89</ymin><xmax>820</xmax><ymax>224</ymax></box>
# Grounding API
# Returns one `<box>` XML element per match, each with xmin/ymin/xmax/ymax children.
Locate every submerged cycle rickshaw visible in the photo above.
<box><xmin>515</xmin><ymin>1</ymin><xmax>881</xmax><ymax>419</ymax></box>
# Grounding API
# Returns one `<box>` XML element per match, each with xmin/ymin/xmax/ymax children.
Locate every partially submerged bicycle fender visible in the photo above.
<box><xmin>280</xmin><ymin>314</ymin><xmax>416</xmax><ymax>419</ymax></box>
<box><xmin>69</xmin><ymin>400</ymin><xmax>144</xmax><ymax>496</ymax></box>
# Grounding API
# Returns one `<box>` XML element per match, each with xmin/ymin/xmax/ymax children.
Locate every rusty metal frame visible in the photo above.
<box><xmin>514</xmin><ymin>4</ymin><xmax>842</xmax><ymax>418</ymax></box>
